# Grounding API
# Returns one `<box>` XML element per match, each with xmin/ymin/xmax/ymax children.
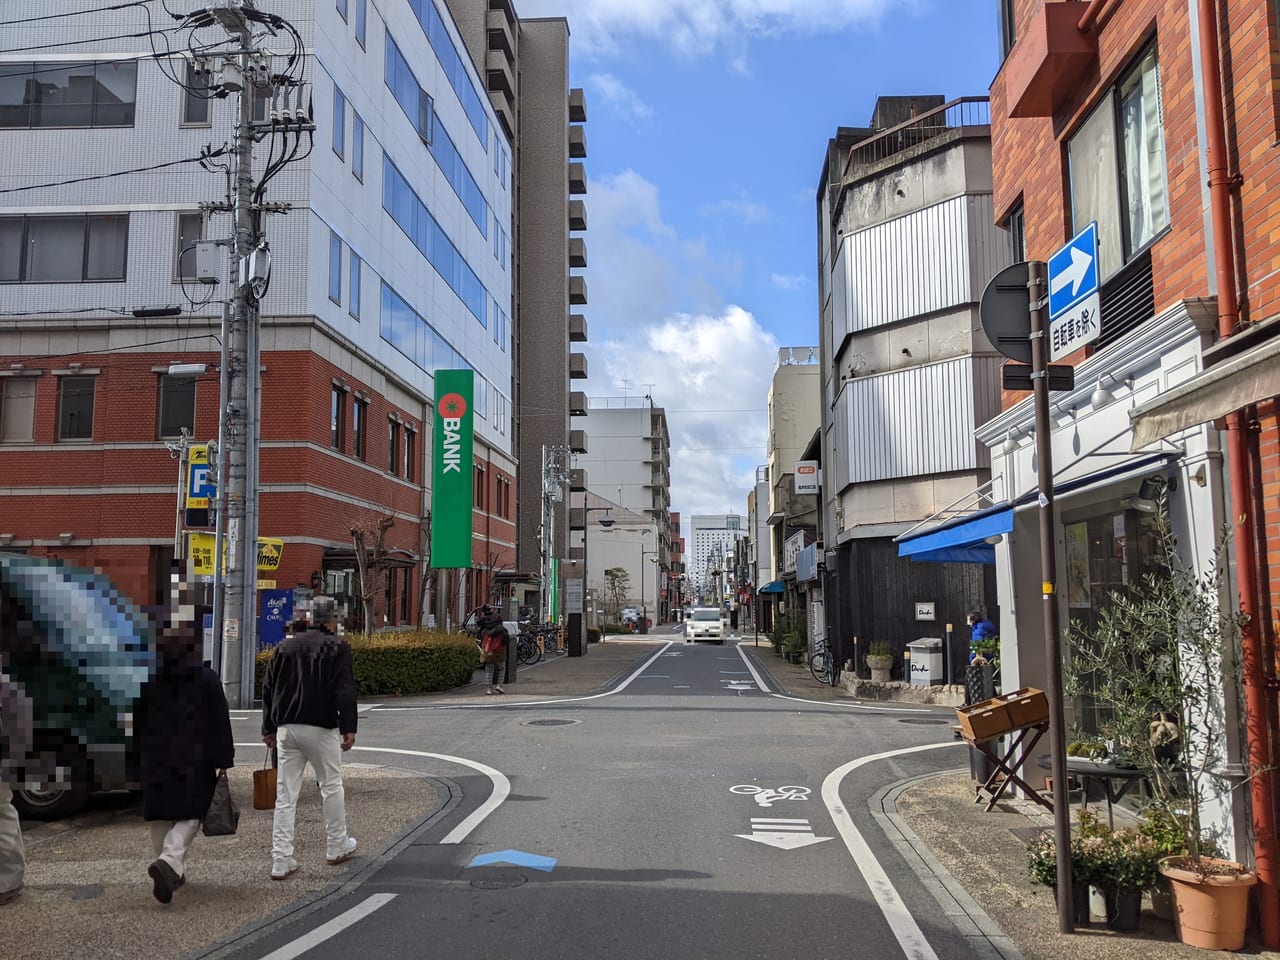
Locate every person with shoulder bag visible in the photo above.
<box><xmin>477</xmin><ymin>605</ymin><xmax>508</xmax><ymax>695</ymax></box>
<box><xmin>135</xmin><ymin>585</ymin><xmax>235</xmax><ymax>904</ymax></box>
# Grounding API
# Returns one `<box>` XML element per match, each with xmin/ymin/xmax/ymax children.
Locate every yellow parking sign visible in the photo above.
<box><xmin>256</xmin><ymin>538</ymin><xmax>284</xmax><ymax>571</ymax></box>
<box><xmin>188</xmin><ymin>534</ymin><xmax>284</xmax><ymax>574</ymax></box>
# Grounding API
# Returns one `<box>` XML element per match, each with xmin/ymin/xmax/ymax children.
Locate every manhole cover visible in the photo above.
<box><xmin>521</xmin><ymin>718</ymin><xmax>581</xmax><ymax>727</ymax></box>
<box><xmin>470</xmin><ymin>876</ymin><xmax>528</xmax><ymax>889</ymax></box>
<box><xmin>898</xmin><ymin>718</ymin><xmax>950</xmax><ymax>725</ymax></box>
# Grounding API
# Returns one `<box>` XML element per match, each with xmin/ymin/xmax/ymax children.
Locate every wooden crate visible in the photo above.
<box><xmin>1001</xmin><ymin>687</ymin><xmax>1049</xmax><ymax>729</ymax></box>
<box><xmin>956</xmin><ymin>697</ymin><xmax>1013</xmax><ymax>740</ymax></box>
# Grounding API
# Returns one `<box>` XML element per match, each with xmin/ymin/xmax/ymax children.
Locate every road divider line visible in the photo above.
<box><xmin>257</xmin><ymin>893</ymin><xmax>396</xmax><ymax>960</ymax></box>
<box><xmin>822</xmin><ymin>741</ymin><xmax>964</xmax><ymax>960</ymax></box>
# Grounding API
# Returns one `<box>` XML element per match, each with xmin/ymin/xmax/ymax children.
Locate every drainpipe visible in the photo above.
<box><xmin>1077</xmin><ymin>0</ymin><xmax>1120</xmax><ymax>32</ymax></box>
<box><xmin>1198</xmin><ymin>0</ymin><xmax>1280</xmax><ymax>943</ymax></box>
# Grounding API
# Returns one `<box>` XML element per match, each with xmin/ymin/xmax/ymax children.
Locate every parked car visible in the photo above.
<box><xmin>685</xmin><ymin>607</ymin><xmax>725</xmax><ymax>644</ymax></box>
<box><xmin>0</xmin><ymin>553</ymin><xmax>157</xmax><ymax>819</ymax></box>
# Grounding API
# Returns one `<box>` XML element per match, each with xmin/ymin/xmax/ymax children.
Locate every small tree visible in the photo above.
<box><xmin>603</xmin><ymin>567</ymin><xmax>630</xmax><ymax>620</ymax></box>
<box><xmin>351</xmin><ymin>512</ymin><xmax>395</xmax><ymax>633</ymax></box>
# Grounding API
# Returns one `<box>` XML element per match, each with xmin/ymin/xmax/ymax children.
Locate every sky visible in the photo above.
<box><xmin>518</xmin><ymin>0</ymin><xmax>1002</xmax><ymax>522</ymax></box>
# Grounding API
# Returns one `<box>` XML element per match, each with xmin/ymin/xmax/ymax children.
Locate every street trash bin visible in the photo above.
<box><xmin>907</xmin><ymin>637</ymin><xmax>944</xmax><ymax>686</ymax></box>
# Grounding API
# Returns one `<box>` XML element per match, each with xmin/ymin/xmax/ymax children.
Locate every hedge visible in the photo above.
<box><xmin>256</xmin><ymin>629</ymin><xmax>479</xmax><ymax>700</ymax></box>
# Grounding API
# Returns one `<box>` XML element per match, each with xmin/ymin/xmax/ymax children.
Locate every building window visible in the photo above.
<box><xmin>349</xmin><ymin>251</ymin><xmax>361</xmax><ymax>319</ymax></box>
<box><xmin>336</xmin><ymin>0</ymin><xmax>347</xmax><ymax>22</ymax></box>
<box><xmin>0</xmin><ymin>61</ymin><xmax>137</xmax><ymax>129</ymax></box>
<box><xmin>388</xmin><ymin>419</ymin><xmax>400</xmax><ymax>473</ymax></box>
<box><xmin>332</xmin><ymin>86</ymin><xmax>345</xmax><ymax>159</ymax></box>
<box><xmin>1068</xmin><ymin>42</ymin><xmax>1168</xmax><ymax>281</ymax></box>
<box><xmin>400</xmin><ymin>567</ymin><xmax>411</xmax><ymax>623</ymax></box>
<box><xmin>175</xmin><ymin>212</ymin><xmax>203</xmax><ymax>281</ymax></box>
<box><xmin>181</xmin><ymin>62</ymin><xmax>211</xmax><ymax>125</ymax></box>
<box><xmin>355</xmin><ymin>0</ymin><xmax>367</xmax><ymax>48</ymax></box>
<box><xmin>352</xmin><ymin>112</ymin><xmax>364</xmax><ymax>181</ymax></box>
<box><xmin>0</xmin><ymin>214</ymin><xmax>128</xmax><ymax>283</ymax></box>
<box><xmin>474</xmin><ymin>465</ymin><xmax>485</xmax><ymax>509</ymax></box>
<box><xmin>329</xmin><ymin>230</ymin><xmax>342</xmax><ymax>304</ymax></box>
<box><xmin>157</xmin><ymin>374</ymin><xmax>196</xmax><ymax>438</ymax></box>
<box><xmin>353</xmin><ymin>399</ymin><xmax>367</xmax><ymax>460</ymax></box>
<box><xmin>0</xmin><ymin>377</ymin><xmax>36</xmax><ymax>442</ymax></box>
<box><xmin>405</xmin><ymin>428</ymin><xmax>416</xmax><ymax>482</ymax></box>
<box><xmin>57</xmin><ymin>375</ymin><xmax>95</xmax><ymax>441</ymax></box>
<box><xmin>998</xmin><ymin>0</ymin><xmax>1016</xmax><ymax>60</ymax></box>
<box><xmin>1003</xmin><ymin>202</ymin><xmax>1025</xmax><ymax>262</ymax></box>
<box><xmin>331</xmin><ymin>386</ymin><xmax>346</xmax><ymax>450</ymax></box>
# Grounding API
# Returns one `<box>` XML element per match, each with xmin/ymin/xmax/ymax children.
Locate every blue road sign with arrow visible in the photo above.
<box><xmin>1047</xmin><ymin>222</ymin><xmax>1102</xmax><ymax>361</ymax></box>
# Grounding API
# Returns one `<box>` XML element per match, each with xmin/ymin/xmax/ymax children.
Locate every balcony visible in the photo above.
<box><xmin>569</xmin><ymin>87</ymin><xmax>586</xmax><ymax>123</ymax></box>
<box><xmin>569</xmin><ymin>199</ymin><xmax>587</xmax><ymax>231</ymax></box>
<box><xmin>569</xmin><ymin>313</ymin><xmax>588</xmax><ymax>343</ymax></box>
<box><xmin>569</xmin><ymin>124</ymin><xmax>586</xmax><ymax>158</ymax></box>
<box><xmin>569</xmin><ymin>391</ymin><xmax>588</xmax><ymax>416</ymax></box>
<box><xmin>569</xmin><ymin>275</ymin><xmax>588</xmax><ymax>305</ymax></box>
<box><xmin>569</xmin><ymin>429</ymin><xmax>588</xmax><ymax>453</ymax></box>
<box><xmin>569</xmin><ymin>162</ymin><xmax>587</xmax><ymax>195</ymax></box>
<box><xmin>1004</xmin><ymin>1</ymin><xmax>1098</xmax><ymax>118</ymax></box>
<box><xmin>486</xmin><ymin>51</ymin><xmax>515</xmax><ymax>101</ymax></box>
<box><xmin>569</xmin><ymin>237</ymin><xmax>587</xmax><ymax>268</ymax></box>
<box><xmin>569</xmin><ymin>352</ymin><xmax>588</xmax><ymax>379</ymax></box>
<box><xmin>569</xmin><ymin>467</ymin><xmax>587</xmax><ymax>491</ymax></box>
<box><xmin>487</xmin><ymin>5</ymin><xmax>516</xmax><ymax>59</ymax></box>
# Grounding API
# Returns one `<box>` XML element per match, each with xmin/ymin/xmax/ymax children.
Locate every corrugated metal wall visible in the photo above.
<box><xmin>835</xmin><ymin>194</ymin><xmax>1005</xmax><ymax>335</ymax></box>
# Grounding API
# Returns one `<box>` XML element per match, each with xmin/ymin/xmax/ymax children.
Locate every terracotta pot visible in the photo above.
<box><xmin>1159</xmin><ymin>856</ymin><xmax>1257</xmax><ymax>950</ymax></box>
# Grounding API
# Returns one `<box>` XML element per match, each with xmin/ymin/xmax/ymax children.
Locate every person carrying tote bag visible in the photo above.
<box><xmin>135</xmin><ymin>585</ymin><xmax>235</xmax><ymax>904</ymax></box>
<box><xmin>253</xmin><ymin>749</ymin><xmax>278</xmax><ymax>810</ymax></box>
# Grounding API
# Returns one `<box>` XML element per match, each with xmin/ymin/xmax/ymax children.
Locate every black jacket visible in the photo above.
<box><xmin>261</xmin><ymin>629</ymin><xmax>358</xmax><ymax>736</ymax></box>
<box><xmin>136</xmin><ymin>660</ymin><xmax>235</xmax><ymax>821</ymax></box>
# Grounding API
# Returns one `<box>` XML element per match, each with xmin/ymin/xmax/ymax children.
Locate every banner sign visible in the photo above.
<box><xmin>430</xmin><ymin>369</ymin><xmax>475</xmax><ymax>568</ymax></box>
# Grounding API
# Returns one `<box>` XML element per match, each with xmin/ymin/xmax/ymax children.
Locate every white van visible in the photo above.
<box><xmin>685</xmin><ymin>607</ymin><xmax>724</xmax><ymax>643</ymax></box>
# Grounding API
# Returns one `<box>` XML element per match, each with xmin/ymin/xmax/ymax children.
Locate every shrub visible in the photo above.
<box><xmin>601</xmin><ymin>622</ymin><xmax>628</xmax><ymax>635</ymax></box>
<box><xmin>867</xmin><ymin>640</ymin><xmax>891</xmax><ymax>659</ymax></box>
<box><xmin>587</xmin><ymin>628</ymin><xmax>601</xmax><ymax>643</ymax></box>
<box><xmin>256</xmin><ymin>629</ymin><xmax>479</xmax><ymax>699</ymax></box>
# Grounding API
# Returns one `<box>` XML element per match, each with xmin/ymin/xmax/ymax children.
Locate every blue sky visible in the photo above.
<box><xmin>519</xmin><ymin>0</ymin><xmax>1001</xmax><ymax>521</ymax></box>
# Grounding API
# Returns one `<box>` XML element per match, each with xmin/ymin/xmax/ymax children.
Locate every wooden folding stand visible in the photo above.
<box><xmin>956</xmin><ymin>688</ymin><xmax>1054</xmax><ymax>813</ymax></box>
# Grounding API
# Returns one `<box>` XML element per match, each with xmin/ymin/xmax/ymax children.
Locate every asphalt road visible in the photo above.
<box><xmin>216</xmin><ymin>632</ymin><xmax>973</xmax><ymax>960</ymax></box>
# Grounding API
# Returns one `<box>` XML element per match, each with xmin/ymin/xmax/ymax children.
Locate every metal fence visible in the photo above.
<box><xmin>845</xmin><ymin>97</ymin><xmax>991</xmax><ymax>173</ymax></box>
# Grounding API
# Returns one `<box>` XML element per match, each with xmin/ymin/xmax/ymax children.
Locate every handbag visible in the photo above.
<box><xmin>480</xmin><ymin>629</ymin><xmax>505</xmax><ymax>662</ymax></box>
<box><xmin>203</xmin><ymin>769</ymin><xmax>241</xmax><ymax>836</ymax></box>
<box><xmin>253</xmin><ymin>749</ymin><xmax>277</xmax><ymax>810</ymax></box>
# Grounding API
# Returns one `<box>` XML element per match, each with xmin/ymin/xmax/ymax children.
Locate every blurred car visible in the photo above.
<box><xmin>685</xmin><ymin>607</ymin><xmax>724</xmax><ymax>644</ymax></box>
<box><xmin>0</xmin><ymin>553</ymin><xmax>157</xmax><ymax>819</ymax></box>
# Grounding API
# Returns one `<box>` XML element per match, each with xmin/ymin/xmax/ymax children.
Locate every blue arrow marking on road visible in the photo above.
<box><xmin>468</xmin><ymin>850</ymin><xmax>557</xmax><ymax>872</ymax></box>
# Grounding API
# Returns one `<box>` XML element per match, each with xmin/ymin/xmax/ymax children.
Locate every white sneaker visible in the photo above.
<box><xmin>327</xmin><ymin>837</ymin><xmax>358</xmax><ymax>864</ymax></box>
<box><xmin>271</xmin><ymin>857</ymin><xmax>299</xmax><ymax>881</ymax></box>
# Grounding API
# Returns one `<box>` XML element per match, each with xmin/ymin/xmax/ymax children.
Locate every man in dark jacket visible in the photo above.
<box><xmin>136</xmin><ymin>590</ymin><xmax>235</xmax><ymax>904</ymax></box>
<box><xmin>260</xmin><ymin>596</ymin><xmax>358</xmax><ymax>880</ymax></box>
<box><xmin>0</xmin><ymin>670</ymin><xmax>35</xmax><ymax>905</ymax></box>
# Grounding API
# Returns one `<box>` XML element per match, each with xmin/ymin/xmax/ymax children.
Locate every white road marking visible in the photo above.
<box><xmin>737</xmin><ymin>816</ymin><xmax>833</xmax><ymax>850</ymax></box>
<box><xmin>822</xmin><ymin>741</ymin><xmax>964</xmax><ymax>960</ymax></box>
<box><xmin>232</xmin><ymin>743</ymin><xmax>509</xmax><ymax>845</ymax></box>
<box><xmin>734</xmin><ymin>644</ymin><xmax>772</xmax><ymax>692</ymax></box>
<box><xmin>257</xmin><ymin>893</ymin><xmax>397</xmax><ymax>960</ymax></box>
<box><xmin>769</xmin><ymin>693</ymin><xmax>932</xmax><ymax>714</ymax></box>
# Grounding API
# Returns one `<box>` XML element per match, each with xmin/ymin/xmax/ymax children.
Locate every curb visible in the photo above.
<box><xmin>871</xmin><ymin>770</ymin><xmax>1027</xmax><ymax>960</ymax></box>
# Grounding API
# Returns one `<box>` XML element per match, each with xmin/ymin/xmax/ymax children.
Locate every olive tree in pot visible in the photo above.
<box><xmin>1064</xmin><ymin>504</ymin><xmax>1255</xmax><ymax>951</ymax></box>
<box><xmin>866</xmin><ymin>640</ymin><xmax>893</xmax><ymax>683</ymax></box>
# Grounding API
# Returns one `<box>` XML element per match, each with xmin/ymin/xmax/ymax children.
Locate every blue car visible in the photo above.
<box><xmin>0</xmin><ymin>554</ymin><xmax>157</xmax><ymax>819</ymax></box>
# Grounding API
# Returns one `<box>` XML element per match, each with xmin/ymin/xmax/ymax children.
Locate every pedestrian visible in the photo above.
<box><xmin>0</xmin><ymin>669</ymin><xmax>35</xmax><ymax>906</ymax></box>
<box><xmin>260</xmin><ymin>596</ymin><xmax>358</xmax><ymax>881</ymax></box>
<box><xmin>135</xmin><ymin>587</ymin><xmax>235</xmax><ymax>904</ymax></box>
<box><xmin>477</xmin><ymin>605</ymin><xmax>508</xmax><ymax>695</ymax></box>
<box><xmin>967</xmin><ymin>608</ymin><xmax>997</xmax><ymax>661</ymax></box>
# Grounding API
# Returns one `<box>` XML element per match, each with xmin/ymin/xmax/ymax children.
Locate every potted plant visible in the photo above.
<box><xmin>866</xmin><ymin>641</ymin><xmax>893</xmax><ymax>682</ymax></box>
<box><xmin>782</xmin><ymin>631</ymin><xmax>805</xmax><ymax>663</ymax></box>
<box><xmin>1102</xmin><ymin>829</ymin><xmax>1160</xmax><ymax>932</ymax></box>
<box><xmin>1027</xmin><ymin>824</ymin><xmax>1091</xmax><ymax>925</ymax></box>
<box><xmin>1064</xmin><ymin>503</ymin><xmax>1256</xmax><ymax>950</ymax></box>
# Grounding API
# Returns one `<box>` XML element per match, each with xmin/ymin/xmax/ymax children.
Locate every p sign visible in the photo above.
<box><xmin>186</xmin><ymin>445</ymin><xmax>216</xmax><ymax>509</ymax></box>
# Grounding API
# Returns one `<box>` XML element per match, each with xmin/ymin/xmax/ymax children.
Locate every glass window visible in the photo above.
<box><xmin>1003</xmin><ymin>202</ymin><xmax>1025</xmax><ymax>263</ymax></box>
<box><xmin>355</xmin><ymin>0</ymin><xmax>367</xmax><ymax>48</ymax></box>
<box><xmin>27</xmin><ymin>217</ymin><xmax>86</xmax><ymax>282</ymax></box>
<box><xmin>405</xmin><ymin>428</ymin><xmax>415</xmax><ymax>482</ymax></box>
<box><xmin>388</xmin><ymin>419</ymin><xmax>400</xmax><ymax>473</ymax></box>
<box><xmin>57</xmin><ymin>376</ymin><xmax>95</xmax><ymax>441</ymax></box>
<box><xmin>1119</xmin><ymin>47</ymin><xmax>1169</xmax><ymax>253</ymax></box>
<box><xmin>332</xmin><ymin>86</ymin><xmax>345</xmax><ymax>158</ymax></box>
<box><xmin>998</xmin><ymin>0</ymin><xmax>1016</xmax><ymax>59</ymax></box>
<box><xmin>336</xmin><ymin>0</ymin><xmax>348</xmax><ymax>21</ymax></box>
<box><xmin>413</xmin><ymin>0</ymin><xmax>488</xmax><ymax>147</ymax></box>
<box><xmin>157</xmin><ymin>374</ymin><xmax>196</xmax><ymax>438</ymax></box>
<box><xmin>0</xmin><ymin>377</ymin><xmax>36</xmax><ymax>442</ymax></box>
<box><xmin>176</xmin><ymin>213</ymin><xmax>203</xmax><ymax>281</ymax></box>
<box><xmin>352</xmin><ymin>112</ymin><xmax>364</xmax><ymax>181</ymax></box>
<box><xmin>1</xmin><ymin>215</ymin><xmax>128</xmax><ymax>283</ymax></box>
<box><xmin>182</xmin><ymin>62</ymin><xmax>211</xmax><ymax>124</ymax></box>
<box><xmin>329</xmin><ymin>230</ymin><xmax>342</xmax><ymax>304</ymax></box>
<box><xmin>6</xmin><ymin>61</ymin><xmax>138</xmax><ymax>128</ymax></box>
<box><xmin>331</xmin><ymin>387</ymin><xmax>346</xmax><ymax>450</ymax></box>
<box><xmin>353</xmin><ymin>400</ymin><xmax>367</xmax><ymax>460</ymax></box>
<box><xmin>85</xmin><ymin>215</ymin><xmax>127</xmax><ymax>281</ymax></box>
<box><xmin>349</xmin><ymin>251</ymin><xmax>361</xmax><ymax>319</ymax></box>
<box><xmin>0</xmin><ymin>218</ymin><xmax>20</xmax><ymax>282</ymax></box>
<box><xmin>1068</xmin><ymin>98</ymin><xmax>1122</xmax><ymax>280</ymax></box>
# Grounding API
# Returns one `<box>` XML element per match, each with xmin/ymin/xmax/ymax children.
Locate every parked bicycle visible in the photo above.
<box><xmin>516</xmin><ymin>630</ymin><xmax>542</xmax><ymax>665</ymax></box>
<box><xmin>809</xmin><ymin>641</ymin><xmax>835</xmax><ymax>686</ymax></box>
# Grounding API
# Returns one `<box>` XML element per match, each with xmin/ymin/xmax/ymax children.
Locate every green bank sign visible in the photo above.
<box><xmin>430</xmin><ymin>369</ymin><xmax>474</xmax><ymax>568</ymax></box>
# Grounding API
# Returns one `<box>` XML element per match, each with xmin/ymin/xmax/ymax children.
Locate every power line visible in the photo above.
<box><xmin>0</xmin><ymin>25</ymin><xmax>184</xmax><ymax>56</ymax></box>
<box><xmin>0</xmin><ymin>147</ymin><xmax>228</xmax><ymax>195</ymax></box>
<box><xmin>0</xmin><ymin>1</ymin><xmax>156</xmax><ymax>28</ymax></box>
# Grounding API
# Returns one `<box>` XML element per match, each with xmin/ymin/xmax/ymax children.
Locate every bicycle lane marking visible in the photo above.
<box><xmin>233</xmin><ymin>743</ymin><xmax>508</xmax><ymax>844</ymax></box>
<box><xmin>822</xmin><ymin>741</ymin><xmax>965</xmax><ymax>960</ymax></box>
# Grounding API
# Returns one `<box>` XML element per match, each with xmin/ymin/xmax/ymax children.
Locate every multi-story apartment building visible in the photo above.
<box><xmin>687</xmin><ymin>514</ymin><xmax>745</xmax><ymax>602</ymax></box>
<box><xmin>816</xmin><ymin>95</ymin><xmax>1008</xmax><ymax>678</ymax></box>
<box><xmin>0</xmin><ymin>0</ymin><xmax>579</xmax><ymax>639</ymax></box>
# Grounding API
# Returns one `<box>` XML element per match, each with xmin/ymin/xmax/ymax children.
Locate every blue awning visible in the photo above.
<box><xmin>757</xmin><ymin>579</ymin><xmax>785</xmax><ymax>594</ymax></box>
<box><xmin>896</xmin><ymin>506</ymin><xmax>1013</xmax><ymax>565</ymax></box>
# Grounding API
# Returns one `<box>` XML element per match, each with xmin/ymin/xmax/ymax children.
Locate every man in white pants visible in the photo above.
<box><xmin>260</xmin><ymin>597</ymin><xmax>358</xmax><ymax>880</ymax></box>
<box><xmin>0</xmin><ymin>671</ymin><xmax>35</xmax><ymax>905</ymax></box>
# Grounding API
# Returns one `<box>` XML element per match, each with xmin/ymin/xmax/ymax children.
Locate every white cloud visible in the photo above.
<box><xmin>701</xmin><ymin>192</ymin><xmax>770</xmax><ymax>224</ymax></box>
<box><xmin>770</xmin><ymin>272</ymin><xmax>808</xmax><ymax>290</ymax></box>
<box><xmin>586</xmin><ymin>73</ymin><xmax>654</xmax><ymax>124</ymax></box>
<box><xmin>516</xmin><ymin>0</ymin><xmax>911</xmax><ymax>57</ymax></box>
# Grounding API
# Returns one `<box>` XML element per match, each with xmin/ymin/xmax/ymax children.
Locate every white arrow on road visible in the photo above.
<box><xmin>737</xmin><ymin>818</ymin><xmax>832</xmax><ymax>849</ymax></box>
<box><xmin>1050</xmin><ymin>246</ymin><xmax>1092</xmax><ymax>299</ymax></box>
